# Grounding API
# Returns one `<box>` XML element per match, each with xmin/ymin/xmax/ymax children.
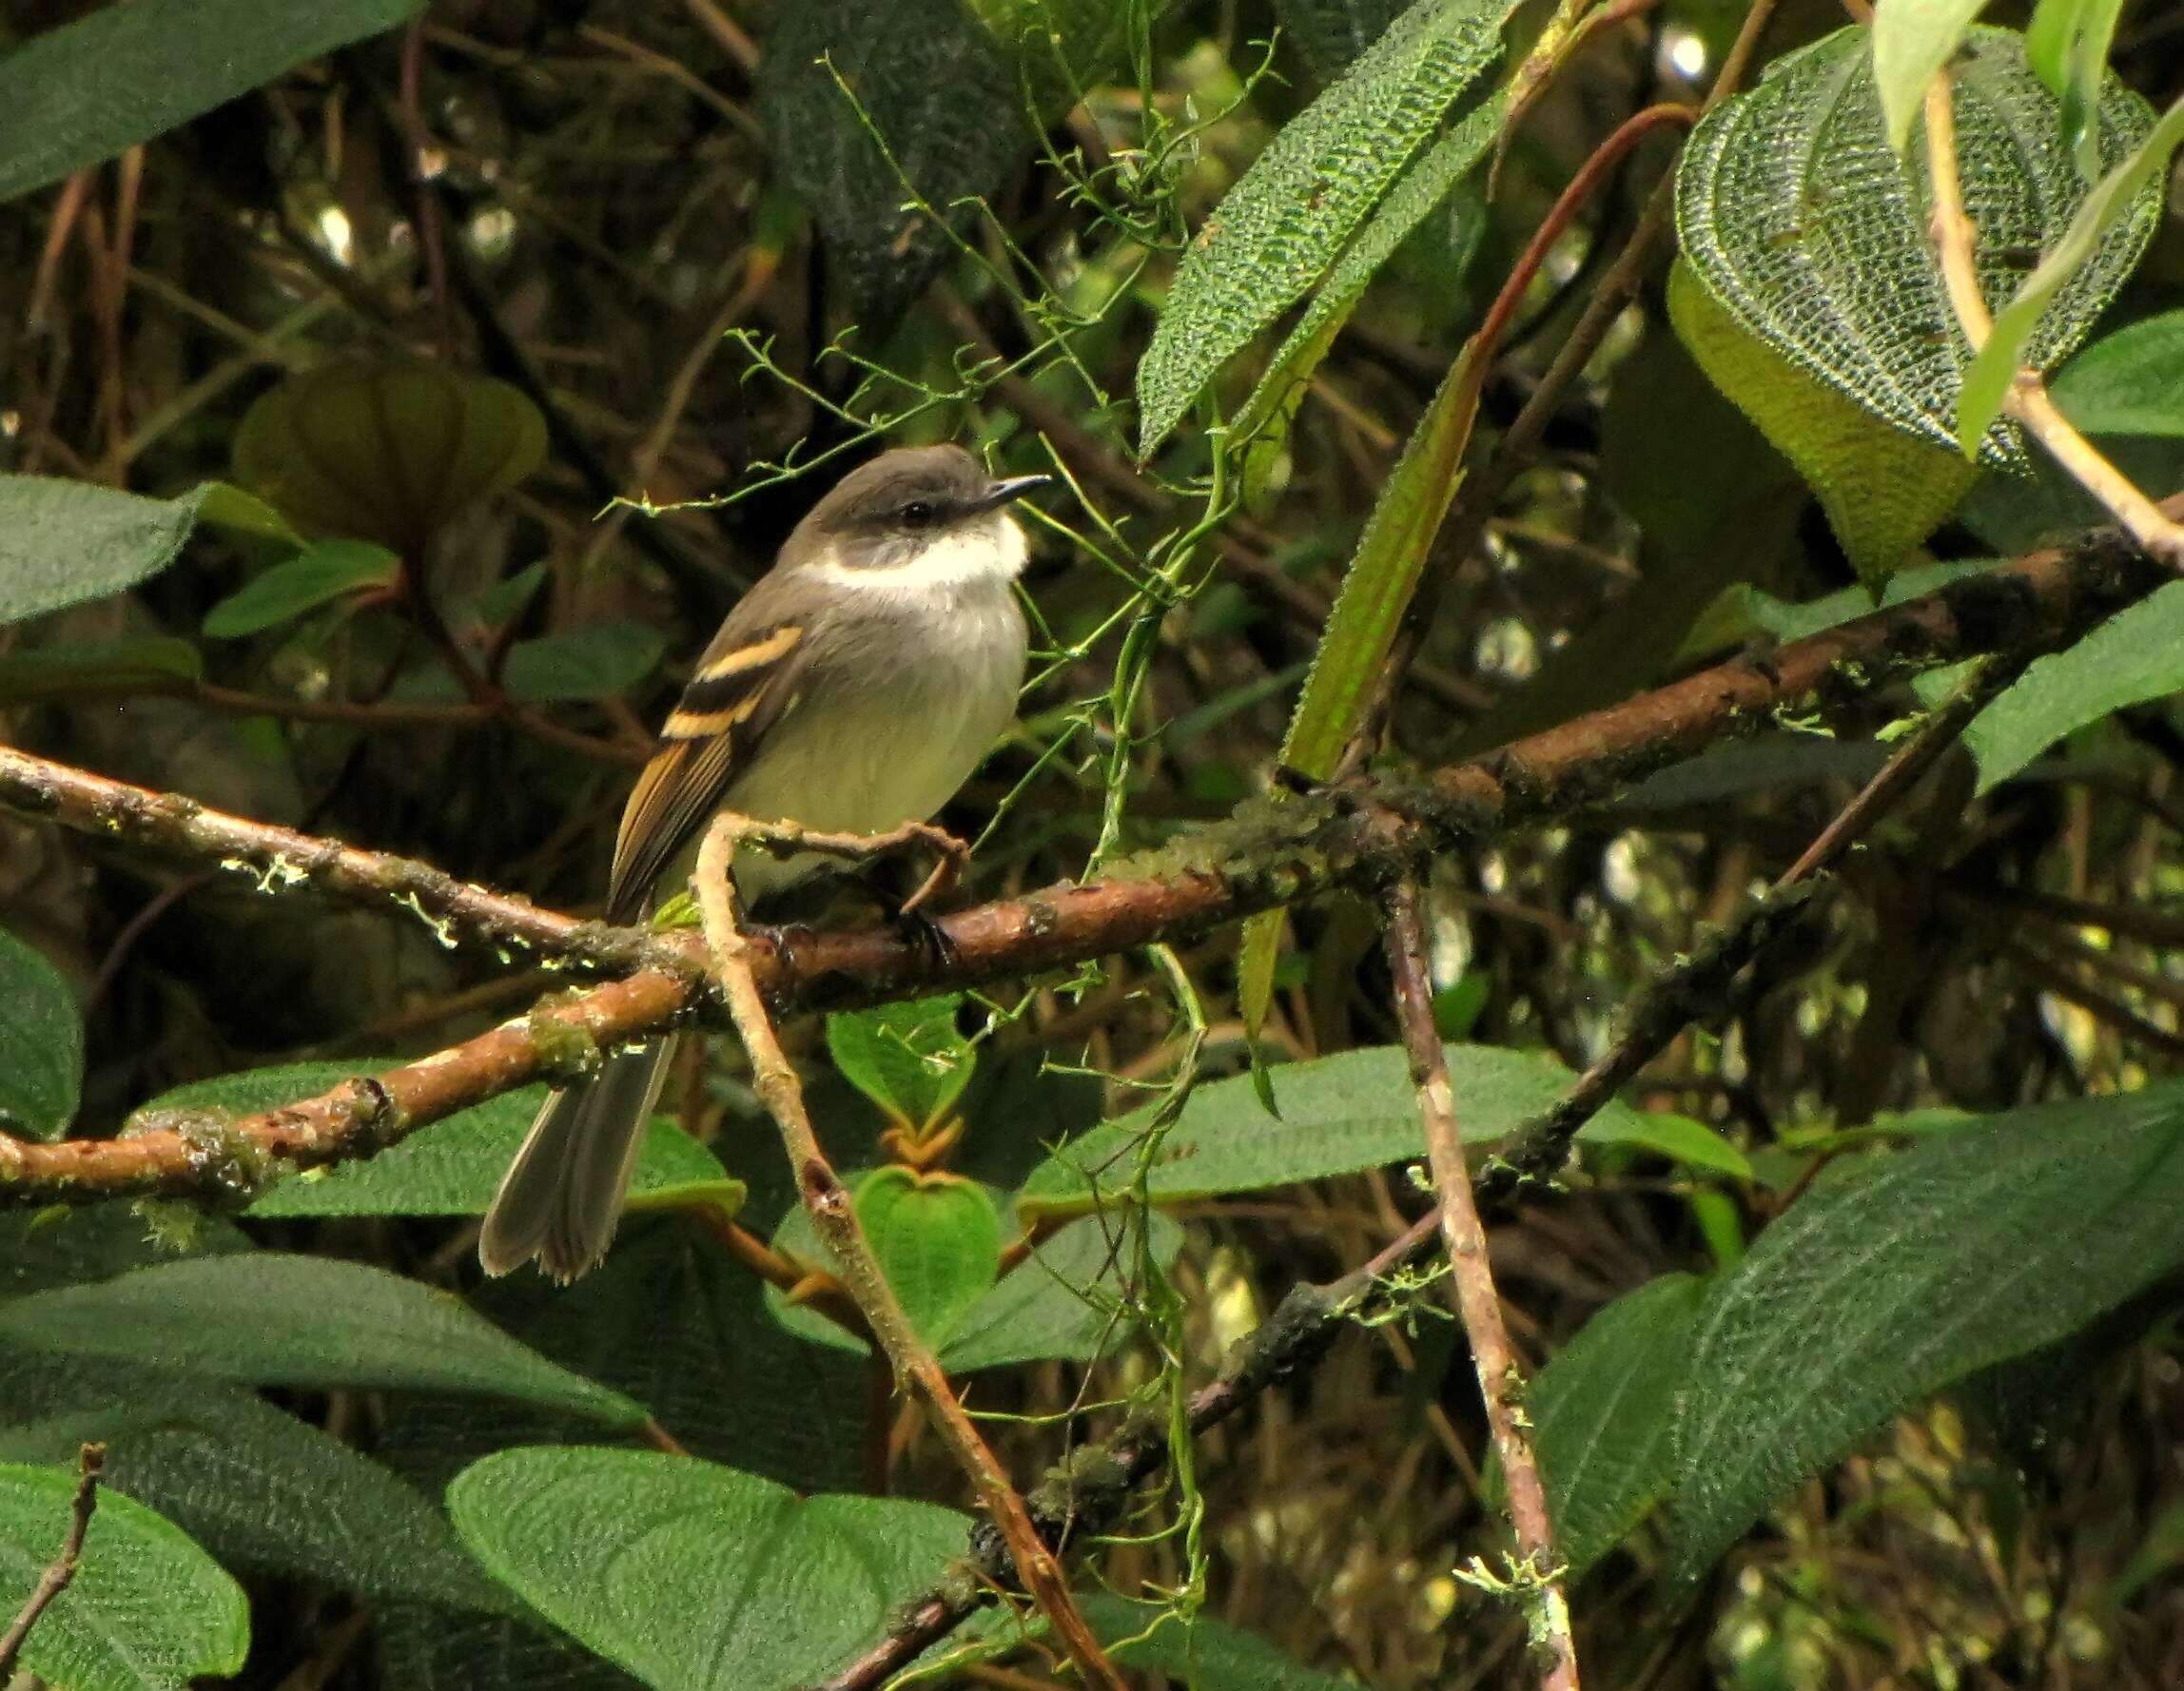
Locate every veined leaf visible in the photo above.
<box><xmin>825</xmin><ymin>995</ymin><xmax>976</xmax><ymax>1135</ymax></box>
<box><xmin>2051</xmin><ymin>309</ymin><xmax>2184</xmax><ymax>437</ymax></box>
<box><xmin>1958</xmin><ymin>90</ymin><xmax>2184</xmax><ymax>452</ymax></box>
<box><xmin>0</xmin><ymin>1462</ymin><xmax>248</xmax><ymax>1691</ymax></box>
<box><xmin>938</xmin><ymin>1211</ymin><xmax>1185</xmax><ymax>1372</ymax></box>
<box><xmin>2027</xmin><ymin>0</ymin><xmax>2130</xmax><ymax>178</ymax></box>
<box><xmin>202</xmin><ymin>539</ymin><xmax>399</xmax><ymax>638</ymax></box>
<box><xmin>447</xmin><ymin>1448</ymin><xmax>966</xmax><ymax>1691</ymax></box>
<box><xmin>0</xmin><ymin>926</ymin><xmax>81</xmax><ymax>1140</ymax></box>
<box><xmin>1669</xmin><ymin>1080</ymin><xmax>2184</xmax><ymax>1580</ymax></box>
<box><xmin>1677</xmin><ymin>26</ymin><xmax>2155</xmax><ymax>465</ymax></box>
<box><xmin>0</xmin><ymin>476</ymin><xmax>224</xmax><ymax>627</ymax></box>
<box><xmin>0</xmin><ymin>0</ymin><xmax>421</xmax><ymax>204</ymax></box>
<box><xmin>1135</xmin><ymin>0</ymin><xmax>1519</xmax><ymax>452</ymax></box>
<box><xmin>1871</xmin><ymin>0</ymin><xmax>1994</xmax><ymax>152</ymax></box>
<box><xmin>1668</xmin><ymin>258</ymin><xmax>1976</xmax><ymax>589</ymax></box>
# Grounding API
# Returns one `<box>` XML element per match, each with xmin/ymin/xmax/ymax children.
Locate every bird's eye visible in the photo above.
<box><xmin>900</xmin><ymin>500</ymin><xmax>936</xmax><ymax>529</ymax></box>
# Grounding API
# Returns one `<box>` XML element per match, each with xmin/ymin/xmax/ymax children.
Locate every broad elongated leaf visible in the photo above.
<box><xmin>1676</xmin><ymin>26</ymin><xmax>2155</xmax><ymax>464</ymax></box>
<box><xmin>0</xmin><ymin>1348</ymin><xmax>505</xmax><ymax>1612</ymax></box>
<box><xmin>135</xmin><ymin>1062</ymin><xmax>739</xmax><ymax>1218</ymax></box>
<box><xmin>0</xmin><ymin>635</ymin><xmax>203</xmax><ymax>706</ymax></box>
<box><xmin>1959</xmin><ymin>91</ymin><xmax>2184</xmax><ymax>449</ymax></box>
<box><xmin>940</xmin><ymin>1211</ymin><xmax>1186</xmax><ymax>1372</ymax></box>
<box><xmin>1135</xmin><ymin>0</ymin><xmax>1518</xmax><ymax>451</ymax></box>
<box><xmin>1668</xmin><ymin>257</ymin><xmax>1976</xmax><ymax>588</ymax></box>
<box><xmin>447</xmin><ymin>1448</ymin><xmax>966</xmax><ymax>1691</ymax></box>
<box><xmin>0</xmin><ymin>1254</ymin><xmax>648</xmax><ymax>1430</ymax></box>
<box><xmin>1275</xmin><ymin>0</ymin><xmax>1414</xmax><ymax>79</ymax></box>
<box><xmin>1015</xmin><ymin>1043</ymin><xmax>1706</xmax><ymax>1216</ymax></box>
<box><xmin>0</xmin><ymin>0</ymin><xmax>421</xmax><ymax>203</ymax></box>
<box><xmin>1669</xmin><ymin>1080</ymin><xmax>2184</xmax><ymax>1578</ymax></box>
<box><xmin>0</xmin><ymin>476</ymin><xmax>222</xmax><ymax>627</ymax></box>
<box><xmin>1870</xmin><ymin>0</ymin><xmax>1993</xmax><ymax>151</ymax></box>
<box><xmin>825</xmin><ymin>995</ymin><xmax>976</xmax><ymax>1134</ymax></box>
<box><xmin>2026</xmin><ymin>0</ymin><xmax>2129</xmax><ymax>177</ymax></box>
<box><xmin>2051</xmin><ymin>310</ymin><xmax>2184</xmax><ymax>437</ymax></box>
<box><xmin>1959</xmin><ymin>579</ymin><xmax>2184</xmax><ymax>792</ymax></box>
<box><xmin>1531</xmin><ymin>1273</ymin><xmax>1707</xmax><ymax>1575</ymax></box>
<box><xmin>502</xmin><ymin>619</ymin><xmax>667</xmax><ymax>704</ymax></box>
<box><xmin>0</xmin><ymin>926</ymin><xmax>81</xmax><ymax>1139</ymax></box>
<box><xmin>0</xmin><ymin>1461</ymin><xmax>248</xmax><ymax>1691</ymax></box>
<box><xmin>202</xmin><ymin>539</ymin><xmax>400</xmax><ymax>638</ymax></box>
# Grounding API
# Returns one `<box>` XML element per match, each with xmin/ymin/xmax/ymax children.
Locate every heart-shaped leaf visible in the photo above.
<box><xmin>446</xmin><ymin>1448</ymin><xmax>966</xmax><ymax>1691</ymax></box>
<box><xmin>1676</xmin><ymin>25</ymin><xmax>2155</xmax><ymax>464</ymax></box>
<box><xmin>0</xmin><ymin>1460</ymin><xmax>248</xmax><ymax>1691</ymax></box>
<box><xmin>826</xmin><ymin>995</ymin><xmax>976</xmax><ymax>1134</ymax></box>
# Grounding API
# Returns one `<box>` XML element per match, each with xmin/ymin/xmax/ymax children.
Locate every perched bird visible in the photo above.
<box><xmin>479</xmin><ymin>444</ymin><xmax>1048</xmax><ymax>1280</ymax></box>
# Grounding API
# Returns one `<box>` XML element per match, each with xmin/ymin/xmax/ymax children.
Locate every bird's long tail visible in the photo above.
<box><xmin>478</xmin><ymin>1037</ymin><xmax>673</xmax><ymax>1281</ymax></box>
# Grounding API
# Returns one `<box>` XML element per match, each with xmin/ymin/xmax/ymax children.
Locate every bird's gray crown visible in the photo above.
<box><xmin>782</xmin><ymin>445</ymin><xmax>1048</xmax><ymax>572</ymax></box>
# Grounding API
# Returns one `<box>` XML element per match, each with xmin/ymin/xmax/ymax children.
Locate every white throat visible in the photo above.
<box><xmin>807</xmin><ymin>515</ymin><xmax>1027</xmax><ymax>601</ymax></box>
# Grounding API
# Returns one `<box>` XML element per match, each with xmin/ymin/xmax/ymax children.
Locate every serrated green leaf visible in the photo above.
<box><xmin>501</xmin><ymin>619</ymin><xmax>665</xmax><ymax>703</ymax></box>
<box><xmin>0</xmin><ymin>1254</ymin><xmax>648</xmax><ymax>1430</ymax></box>
<box><xmin>1669</xmin><ymin>1079</ymin><xmax>2184</xmax><ymax>1580</ymax></box>
<box><xmin>1871</xmin><ymin>0</ymin><xmax>1993</xmax><ymax>153</ymax></box>
<box><xmin>0</xmin><ymin>635</ymin><xmax>204</xmax><ymax>705</ymax></box>
<box><xmin>1233</xmin><ymin>94</ymin><xmax>1506</xmax><ymax>444</ymax></box>
<box><xmin>1015</xmin><ymin>1043</ymin><xmax>1650</xmax><ymax>1216</ymax></box>
<box><xmin>1958</xmin><ymin>578</ymin><xmax>2184</xmax><ymax>792</ymax></box>
<box><xmin>0</xmin><ymin>476</ymin><xmax>224</xmax><ymax>626</ymax></box>
<box><xmin>825</xmin><ymin>995</ymin><xmax>976</xmax><ymax>1134</ymax></box>
<box><xmin>1677</xmin><ymin>26</ymin><xmax>2155</xmax><ymax>465</ymax></box>
<box><xmin>855</xmin><ymin>1168</ymin><xmax>1001</xmax><ymax>1349</ymax></box>
<box><xmin>0</xmin><ymin>0</ymin><xmax>421</xmax><ymax>204</ymax></box>
<box><xmin>939</xmin><ymin>1211</ymin><xmax>1185</xmax><ymax>1372</ymax></box>
<box><xmin>1531</xmin><ymin>1273</ymin><xmax>1708</xmax><ymax>1575</ymax></box>
<box><xmin>0</xmin><ymin>1348</ymin><xmax>506</xmax><ymax>1613</ymax></box>
<box><xmin>1958</xmin><ymin>91</ymin><xmax>2184</xmax><ymax>451</ymax></box>
<box><xmin>0</xmin><ymin>1461</ymin><xmax>249</xmax><ymax>1691</ymax></box>
<box><xmin>202</xmin><ymin>538</ymin><xmax>400</xmax><ymax>638</ymax></box>
<box><xmin>447</xmin><ymin>1448</ymin><xmax>967</xmax><ymax>1691</ymax></box>
<box><xmin>1668</xmin><ymin>259</ymin><xmax>1977</xmax><ymax>588</ymax></box>
<box><xmin>2026</xmin><ymin>0</ymin><xmax>2128</xmax><ymax>178</ymax></box>
<box><xmin>2051</xmin><ymin>310</ymin><xmax>2184</xmax><ymax>437</ymax></box>
<box><xmin>0</xmin><ymin>926</ymin><xmax>80</xmax><ymax>1140</ymax></box>
<box><xmin>1135</xmin><ymin>0</ymin><xmax>1518</xmax><ymax>452</ymax></box>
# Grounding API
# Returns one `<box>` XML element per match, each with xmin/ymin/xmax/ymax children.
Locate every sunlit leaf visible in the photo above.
<box><xmin>1870</xmin><ymin>0</ymin><xmax>1993</xmax><ymax>152</ymax></box>
<box><xmin>2026</xmin><ymin>0</ymin><xmax>2129</xmax><ymax>178</ymax></box>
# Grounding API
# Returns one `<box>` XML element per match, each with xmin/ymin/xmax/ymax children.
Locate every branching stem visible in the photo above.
<box><xmin>0</xmin><ymin>1443</ymin><xmax>105</xmax><ymax>1682</ymax></box>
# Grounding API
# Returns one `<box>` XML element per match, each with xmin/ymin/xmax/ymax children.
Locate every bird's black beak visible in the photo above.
<box><xmin>971</xmin><ymin>474</ymin><xmax>1053</xmax><ymax>514</ymax></box>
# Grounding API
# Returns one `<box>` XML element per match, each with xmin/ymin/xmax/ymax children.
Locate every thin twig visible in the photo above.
<box><xmin>0</xmin><ymin>1443</ymin><xmax>106</xmax><ymax>1682</ymax></box>
<box><xmin>1384</xmin><ymin>882</ymin><xmax>1580</xmax><ymax>1691</ymax></box>
<box><xmin>690</xmin><ymin>814</ymin><xmax>1127</xmax><ymax>1691</ymax></box>
<box><xmin>1921</xmin><ymin>71</ymin><xmax>2184</xmax><ymax>566</ymax></box>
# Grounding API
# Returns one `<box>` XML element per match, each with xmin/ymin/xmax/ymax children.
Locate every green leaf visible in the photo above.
<box><xmin>1015</xmin><ymin>1043</ymin><xmax>1651</xmax><ymax>1217</ymax></box>
<box><xmin>1135</xmin><ymin>0</ymin><xmax>1518</xmax><ymax>451</ymax></box>
<box><xmin>757</xmin><ymin>0</ymin><xmax>1027</xmax><ymax>322</ymax></box>
<box><xmin>855</xmin><ymin>1168</ymin><xmax>1001</xmax><ymax>1349</ymax></box>
<box><xmin>0</xmin><ymin>476</ymin><xmax>224</xmax><ymax>627</ymax></box>
<box><xmin>501</xmin><ymin>619</ymin><xmax>665</xmax><ymax>703</ymax></box>
<box><xmin>1075</xmin><ymin>1592</ymin><xmax>1358</xmax><ymax>1689</ymax></box>
<box><xmin>1958</xmin><ymin>92</ymin><xmax>2184</xmax><ymax>451</ymax></box>
<box><xmin>1667</xmin><ymin>257</ymin><xmax>1977</xmax><ymax>590</ymax></box>
<box><xmin>1957</xmin><ymin>579</ymin><xmax>2184</xmax><ymax>792</ymax></box>
<box><xmin>1275</xmin><ymin>0</ymin><xmax>1415</xmax><ymax>79</ymax></box>
<box><xmin>0</xmin><ymin>0</ymin><xmax>422</xmax><ymax>204</ymax></box>
<box><xmin>0</xmin><ymin>1349</ymin><xmax>506</xmax><ymax>1613</ymax></box>
<box><xmin>0</xmin><ymin>1206</ymin><xmax>249</xmax><ymax>1303</ymax></box>
<box><xmin>0</xmin><ymin>1461</ymin><xmax>248</xmax><ymax>1691</ymax></box>
<box><xmin>2050</xmin><ymin>310</ymin><xmax>2184</xmax><ymax>437</ymax></box>
<box><xmin>447</xmin><ymin>1448</ymin><xmax>967</xmax><ymax>1691</ymax></box>
<box><xmin>0</xmin><ymin>926</ymin><xmax>80</xmax><ymax>1140</ymax></box>
<box><xmin>234</xmin><ymin>360</ymin><xmax>547</xmax><ymax>552</ymax></box>
<box><xmin>0</xmin><ymin>1254</ymin><xmax>649</xmax><ymax>1430</ymax></box>
<box><xmin>0</xmin><ymin>635</ymin><xmax>204</xmax><ymax>705</ymax></box>
<box><xmin>1870</xmin><ymin>0</ymin><xmax>1993</xmax><ymax>152</ymax></box>
<box><xmin>1676</xmin><ymin>26</ymin><xmax>2155</xmax><ymax>465</ymax></box>
<box><xmin>939</xmin><ymin>1211</ymin><xmax>1185</xmax><ymax>1372</ymax></box>
<box><xmin>132</xmin><ymin>1061</ymin><xmax>739</xmax><ymax>1219</ymax></box>
<box><xmin>1601</xmin><ymin>1114</ymin><xmax>1751</xmax><ymax>1182</ymax></box>
<box><xmin>2026</xmin><ymin>0</ymin><xmax>2128</xmax><ymax>178</ymax></box>
<box><xmin>1232</xmin><ymin>94</ymin><xmax>1506</xmax><ymax>444</ymax></box>
<box><xmin>1531</xmin><ymin>1273</ymin><xmax>1707</xmax><ymax>1575</ymax></box>
<box><xmin>825</xmin><ymin>995</ymin><xmax>976</xmax><ymax>1134</ymax></box>
<box><xmin>1669</xmin><ymin>1079</ymin><xmax>2184</xmax><ymax>1579</ymax></box>
<box><xmin>202</xmin><ymin>538</ymin><xmax>400</xmax><ymax>638</ymax></box>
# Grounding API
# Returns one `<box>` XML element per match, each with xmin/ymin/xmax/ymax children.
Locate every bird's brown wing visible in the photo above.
<box><xmin>605</xmin><ymin>616</ymin><xmax>810</xmax><ymax>921</ymax></box>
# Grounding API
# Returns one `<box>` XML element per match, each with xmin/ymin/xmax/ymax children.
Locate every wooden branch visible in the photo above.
<box><xmin>0</xmin><ymin>515</ymin><xmax>2168</xmax><ymax>1207</ymax></box>
<box><xmin>0</xmin><ymin>1443</ymin><xmax>104</xmax><ymax>1683</ymax></box>
<box><xmin>1384</xmin><ymin>882</ymin><xmax>1580</xmax><ymax>1691</ymax></box>
<box><xmin>691</xmin><ymin>816</ymin><xmax>1125</xmax><ymax>1691</ymax></box>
